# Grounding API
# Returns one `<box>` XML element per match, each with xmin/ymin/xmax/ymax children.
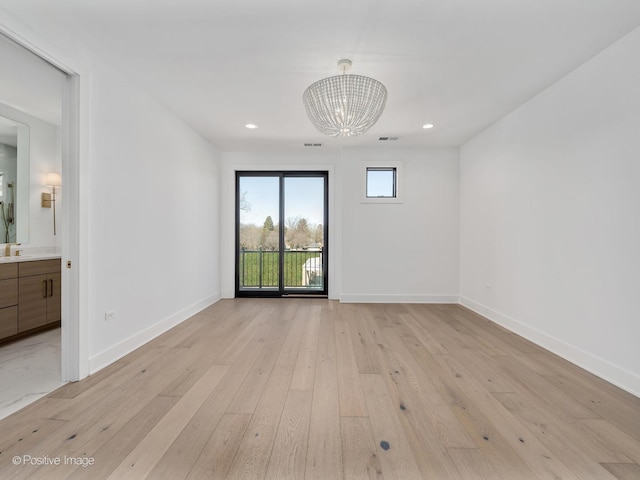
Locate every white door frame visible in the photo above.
<box><xmin>0</xmin><ymin>23</ymin><xmax>85</xmax><ymax>381</ymax></box>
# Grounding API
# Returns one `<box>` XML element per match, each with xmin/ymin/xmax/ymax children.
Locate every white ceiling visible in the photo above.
<box><xmin>2</xmin><ymin>0</ymin><xmax>640</xmax><ymax>151</ymax></box>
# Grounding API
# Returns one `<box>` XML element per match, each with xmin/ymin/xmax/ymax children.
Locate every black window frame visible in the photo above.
<box><xmin>366</xmin><ymin>166</ymin><xmax>397</xmax><ymax>198</ymax></box>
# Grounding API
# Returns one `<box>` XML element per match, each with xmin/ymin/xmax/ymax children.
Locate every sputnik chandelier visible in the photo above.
<box><xmin>303</xmin><ymin>59</ymin><xmax>387</xmax><ymax>137</ymax></box>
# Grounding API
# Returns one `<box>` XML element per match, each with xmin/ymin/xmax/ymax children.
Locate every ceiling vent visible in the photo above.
<box><xmin>378</xmin><ymin>136</ymin><xmax>399</xmax><ymax>141</ymax></box>
<box><xmin>303</xmin><ymin>143</ymin><xmax>323</xmax><ymax>147</ymax></box>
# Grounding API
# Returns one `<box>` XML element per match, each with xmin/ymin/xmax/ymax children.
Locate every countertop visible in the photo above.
<box><xmin>0</xmin><ymin>254</ymin><xmax>62</xmax><ymax>263</ymax></box>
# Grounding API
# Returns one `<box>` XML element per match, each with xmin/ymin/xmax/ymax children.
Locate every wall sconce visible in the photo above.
<box><xmin>42</xmin><ymin>172</ymin><xmax>62</xmax><ymax>235</ymax></box>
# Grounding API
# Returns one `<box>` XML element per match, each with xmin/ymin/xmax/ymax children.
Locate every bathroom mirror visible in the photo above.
<box><xmin>0</xmin><ymin>114</ymin><xmax>29</xmax><ymax>245</ymax></box>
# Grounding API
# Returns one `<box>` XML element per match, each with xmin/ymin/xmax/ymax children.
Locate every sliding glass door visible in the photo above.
<box><xmin>236</xmin><ymin>171</ymin><xmax>328</xmax><ymax>297</ymax></box>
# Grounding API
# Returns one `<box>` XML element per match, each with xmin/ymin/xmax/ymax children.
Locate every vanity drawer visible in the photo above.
<box><xmin>18</xmin><ymin>259</ymin><xmax>61</xmax><ymax>277</ymax></box>
<box><xmin>0</xmin><ymin>306</ymin><xmax>18</xmax><ymax>338</ymax></box>
<box><xmin>0</xmin><ymin>278</ymin><xmax>18</xmax><ymax>308</ymax></box>
<box><xmin>0</xmin><ymin>263</ymin><xmax>18</xmax><ymax>280</ymax></box>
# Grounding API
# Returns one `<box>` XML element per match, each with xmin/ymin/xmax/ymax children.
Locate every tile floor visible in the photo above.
<box><xmin>0</xmin><ymin>328</ymin><xmax>65</xmax><ymax>420</ymax></box>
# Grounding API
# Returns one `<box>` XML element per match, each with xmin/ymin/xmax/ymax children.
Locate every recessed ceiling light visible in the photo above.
<box><xmin>245</xmin><ymin>123</ymin><xmax>258</xmax><ymax>129</ymax></box>
<box><xmin>422</xmin><ymin>123</ymin><xmax>435</xmax><ymax>129</ymax></box>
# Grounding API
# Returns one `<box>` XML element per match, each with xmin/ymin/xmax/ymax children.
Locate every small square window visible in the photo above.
<box><xmin>366</xmin><ymin>167</ymin><xmax>396</xmax><ymax>198</ymax></box>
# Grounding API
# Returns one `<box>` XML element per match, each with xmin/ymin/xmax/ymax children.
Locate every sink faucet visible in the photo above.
<box><xmin>4</xmin><ymin>243</ymin><xmax>20</xmax><ymax>256</ymax></box>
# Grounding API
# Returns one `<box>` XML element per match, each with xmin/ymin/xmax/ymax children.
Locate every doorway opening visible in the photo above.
<box><xmin>236</xmin><ymin>171</ymin><xmax>328</xmax><ymax>297</ymax></box>
<box><xmin>0</xmin><ymin>25</ymin><xmax>82</xmax><ymax>396</ymax></box>
<box><xmin>0</xmin><ymin>30</ymin><xmax>75</xmax><ymax>418</ymax></box>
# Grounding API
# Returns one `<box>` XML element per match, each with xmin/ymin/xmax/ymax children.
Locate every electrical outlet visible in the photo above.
<box><xmin>105</xmin><ymin>310</ymin><xmax>116</xmax><ymax>322</ymax></box>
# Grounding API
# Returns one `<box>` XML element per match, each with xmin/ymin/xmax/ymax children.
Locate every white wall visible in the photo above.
<box><xmin>0</xmin><ymin>11</ymin><xmax>222</xmax><ymax>377</ymax></box>
<box><xmin>341</xmin><ymin>148</ymin><xmax>459</xmax><ymax>303</ymax></box>
<box><xmin>460</xmin><ymin>27</ymin><xmax>640</xmax><ymax>396</ymax></box>
<box><xmin>88</xmin><ymin>61</ymin><xmax>221</xmax><ymax>371</ymax></box>
<box><xmin>27</xmin><ymin>114</ymin><xmax>61</xmax><ymax>250</ymax></box>
<box><xmin>220</xmin><ymin>147</ymin><xmax>460</xmax><ymax>303</ymax></box>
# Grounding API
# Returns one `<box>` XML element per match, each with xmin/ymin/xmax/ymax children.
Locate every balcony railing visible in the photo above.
<box><xmin>239</xmin><ymin>248</ymin><xmax>323</xmax><ymax>289</ymax></box>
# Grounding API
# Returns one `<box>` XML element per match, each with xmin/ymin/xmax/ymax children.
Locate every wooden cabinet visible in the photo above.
<box><xmin>18</xmin><ymin>259</ymin><xmax>61</xmax><ymax>332</ymax></box>
<box><xmin>0</xmin><ymin>258</ymin><xmax>61</xmax><ymax>344</ymax></box>
<box><xmin>0</xmin><ymin>263</ymin><xmax>19</xmax><ymax>339</ymax></box>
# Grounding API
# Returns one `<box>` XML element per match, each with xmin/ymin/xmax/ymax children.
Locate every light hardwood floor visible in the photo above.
<box><xmin>0</xmin><ymin>299</ymin><xmax>639</xmax><ymax>479</ymax></box>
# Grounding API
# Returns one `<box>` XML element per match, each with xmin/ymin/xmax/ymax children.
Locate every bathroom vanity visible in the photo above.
<box><xmin>0</xmin><ymin>256</ymin><xmax>61</xmax><ymax>345</ymax></box>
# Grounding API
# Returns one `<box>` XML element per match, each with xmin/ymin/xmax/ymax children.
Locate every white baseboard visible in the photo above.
<box><xmin>87</xmin><ymin>291</ymin><xmax>639</xmax><ymax>398</ymax></box>
<box><xmin>88</xmin><ymin>293</ymin><xmax>221</xmax><ymax>374</ymax></box>
<box><xmin>459</xmin><ymin>296</ymin><xmax>640</xmax><ymax>398</ymax></box>
<box><xmin>340</xmin><ymin>293</ymin><xmax>459</xmax><ymax>304</ymax></box>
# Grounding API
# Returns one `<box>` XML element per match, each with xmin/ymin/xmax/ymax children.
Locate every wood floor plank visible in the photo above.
<box><xmin>347</xmin><ymin>305</ymin><xmax>382</xmax><ymax>374</ymax></box>
<box><xmin>1</xmin><ymin>300</ymin><xmax>638</xmax><ymax>480</ymax></box>
<box><xmin>353</xmin><ymin>304</ymin><xmax>384</xmax><ymax>346</ymax></box>
<box><xmin>0</xmin><ymin>418</ymin><xmax>68</xmax><ymax>478</ymax></box>
<box><xmin>145</xmin><ymin>321</ymin><xmax>284</xmax><ymax>480</ymax></box>
<box><xmin>543</xmin><ymin>373</ymin><xmax>640</xmax><ymax>442</ymax></box>
<box><xmin>400</xmin><ymin>335</ymin><xmax>469</xmax><ymax>409</ymax></box>
<box><xmin>373</xmin><ymin>332</ymin><xmax>468</xmax><ymax>479</ymax></box>
<box><xmin>360</xmin><ymin>373</ymin><xmax>423</xmax><ymax>480</ymax></box>
<box><xmin>225</xmin><ymin>305</ymin><xmax>306</xmax><ymax>480</ymax></box>
<box><xmin>264</xmin><ymin>390</ymin><xmax>313</xmax><ymax>480</ymax></box>
<box><xmin>1</xmin><ymin>345</ymin><xmax>205</xmax><ymax>479</ymax></box>
<box><xmin>435</xmin><ymin>354</ymin><xmax>583</xmax><ymax>480</ymax></box>
<box><xmin>493</xmin><ymin>391</ymin><xmax>619</xmax><ymax>480</ymax></box>
<box><xmin>305</xmin><ymin>310</ymin><xmax>343</xmax><ymax>480</ymax></box>
<box><xmin>380</xmin><ymin>327</ymin><xmax>476</xmax><ymax>449</ymax></box>
<box><xmin>404</xmin><ymin>304</ymin><xmax>474</xmax><ymax>353</ymax></box>
<box><xmin>493</xmin><ymin>354</ymin><xmax>602</xmax><ymax>420</ymax></box>
<box><xmin>185</xmin><ymin>413</ymin><xmax>252</xmax><ymax>480</ymax></box>
<box><xmin>492</xmin><ymin>389</ymin><xmax>632</xmax><ymax>465</ymax></box>
<box><xmin>450</xmin><ymin>349</ymin><xmax>516</xmax><ymax>393</ymax></box>
<box><xmin>160</xmin><ymin>307</ymin><xmax>264</xmax><ymax>397</ymax></box>
<box><xmin>449</xmin><ymin>308</ymin><xmax>530</xmax><ymax>357</ymax></box>
<box><xmin>289</xmin><ymin>305</ymin><xmax>320</xmax><ymax>391</ymax></box>
<box><xmin>214</xmin><ymin>306</ymin><xmax>273</xmax><ymax>365</ymax></box>
<box><xmin>24</xmin><ymin>395</ymin><xmax>181</xmax><ymax>480</ymax></box>
<box><xmin>51</xmin><ymin>344</ymin><xmax>189</xmax><ymax>421</ymax></box>
<box><xmin>335</xmin><ymin>319</ymin><xmax>368</xmax><ymax>417</ymax></box>
<box><xmin>66</xmin><ymin>395</ymin><xmax>180</xmax><ymax>480</ymax></box>
<box><xmin>380</xmin><ymin>328</ymin><xmax>449</xmax><ymax>408</ymax></box>
<box><xmin>374</xmin><ymin>305</ymin><xmax>413</xmax><ymax>337</ymax></box>
<box><xmin>581</xmin><ymin>419</ymin><xmax>640</xmax><ymax>464</ymax></box>
<box><xmin>172</xmin><ymin>299</ymin><xmax>251</xmax><ymax>349</ymax></box>
<box><xmin>2</xmin><ymin>395</ymin><xmax>178</xmax><ymax>480</ymax></box>
<box><xmin>452</xmin><ymin>306</ymin><xmax>544</xmax><ymax>355</ymax></box>
<box><xmin>106</xmin><ymin>364</ymin><xmax>229</xmax><ymax>479</ymax></box>
<box><xmin>445</xmin><ymin>448</ymin><xmax>501</xmax><ymax>480</ymax></box>
<box><xmin>27</xmin><ymin>345</ymin><xmax>171</xmax><ymax>423</ymax></box>
<box><xmin>449</xmin><ymin>404</ymin><xmax>537</xmax><ymax>480</ymax></box>
<box><xmin>400</xmin><ymin>336</ymin><xmax>538</xmax><ymax>480</ymax></box>
<box><xmin>226</xmin><ymin>322</ymin><xmax>289</xmax><ymax>414</ymax></box>
<box><xmin>47</xmin><ymin>361</ymin><xmax>128</xmax><ymax>400</ymax></box>
<box><xmin>340</xmin><ymin>416</ymin><xmax>384</xmax><ymax>480</ymax></box>
<box><xmin>274</xmin><ymin>302</ymin><xmax>309</xmax><ymax>369</ymax></box>
<box><xmin>601</xmin><ymin>463</ymin><xmax>640</xmax><ymax>480</ymax></box>
<box><xmin>401</xmin><ymin>312</ymin><xmax>449</xmax><ymax>355</ymax></box>
<box><xmin>224</xmin><ymin>364</ymin><xmax>294</xmax><ymax>480</ymax></box>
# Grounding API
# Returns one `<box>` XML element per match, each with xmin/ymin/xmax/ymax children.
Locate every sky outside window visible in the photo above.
<box><xmin>366</xmin><ymin>168</ymin><xmax>396</xmax><ymax>198</ymax></box>
<box><xmin>239</xmin><ymin>176</ymin><xmax>324</xmax><ymax>227</ymax></box>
